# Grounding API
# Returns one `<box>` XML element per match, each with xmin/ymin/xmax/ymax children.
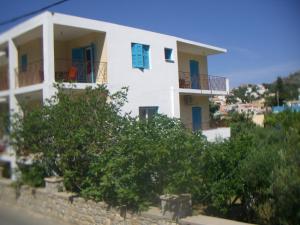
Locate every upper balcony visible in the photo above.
<box><xmin>55</xmin><ymin>60</ymin><xmax>107</xmax><ymax>83</ymax></box>
<box><xmin>179</xmin><ymin>71</ymin><xmax>228</xmax><ymax>94</ymax></box>
<box><xmin>53</xmin><ymin>24</ymin><xmax>107</xmax><ymax>86</ymax></box>
<box><xmin>13</xmin><ymin>24</ymin><xmax>108</xmax><ymax>89</ymax></box>
<box><xmin>177</xmin><ymin>41</ymin><xmax>229</xmax><ymax>95</ymax></box>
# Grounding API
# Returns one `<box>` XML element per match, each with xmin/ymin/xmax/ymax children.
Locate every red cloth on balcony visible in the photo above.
<box><xmin>68</xmin><ymin>67</ymin><xmax>78</xmax><ymax>81</ymax></box>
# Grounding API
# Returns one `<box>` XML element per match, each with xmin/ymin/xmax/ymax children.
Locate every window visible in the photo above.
<box><xmin>139</xmin><ymin>106</ymin><xmax>158</xmax><ymax>120</ymax></box>
<box><xmin>21</xmin><ymin>54</ymin><xmax>27</xmax><ymax>72</ymax></box>
<box><xmin>131</xmin><ymin>43</ymin><xmax>150</xmax><ymax>69</ymax></box>
<box><xmin>164</xmin><ymin>48</ymin><xmax>173</xmax><ymax>62</ymax></box>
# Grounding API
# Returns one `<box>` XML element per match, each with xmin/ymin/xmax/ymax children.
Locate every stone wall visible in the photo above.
<box><xmin>0</xmin><ymin>178</ymin><xmax>254</xmax><ymax>225</ymax></box>
<box><xmin>0</xmin><ymin>178</ymin><xmax>177</xmax><ymax>225</ymax></box>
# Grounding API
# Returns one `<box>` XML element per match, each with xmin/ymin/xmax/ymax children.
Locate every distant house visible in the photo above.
<box><xmin>0</xmin><ymin>12</ymin><xmax>230</xmax><ymax>177</ymax></box>
<box><xmin>272</xmin><ymin>103</ymin><xmax>300</xmax><ymax>113</ymax></box>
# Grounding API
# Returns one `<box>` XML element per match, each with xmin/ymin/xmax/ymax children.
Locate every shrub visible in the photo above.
<box><xmin>12</xmin><ymin>84</ymin><xmax>128</xmax><ymax>192</ymax></box>
<box><xmin>11</xmin><ymin>85</ymin><xmax>208</xmax><ymax>210</ymax></box>
<box><xmin>80</xmin><ymin>115</ymin><xmax>207</xmax><ymax>209</ymax></box>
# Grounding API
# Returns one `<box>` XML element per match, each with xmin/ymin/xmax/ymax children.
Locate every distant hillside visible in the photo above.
<box><xmin>264</xmin><ymin>71</ymin><xmax>300</xmax><ymax>90</ymax></box>
<box><xmin>227</xmin><ymin>70</ymin><xmax>300</xmax><ymax>104</ymax></box>
<box><xmin>282</xmin><ymin>71</ymin><xmax>300</xmax><ymax>85</ymax></box>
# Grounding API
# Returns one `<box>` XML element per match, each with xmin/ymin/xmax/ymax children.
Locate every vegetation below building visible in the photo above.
<box><xmin>7</xmin><ymin>84</ymin><xmax>300</xmax><ymax>225</ymax></box>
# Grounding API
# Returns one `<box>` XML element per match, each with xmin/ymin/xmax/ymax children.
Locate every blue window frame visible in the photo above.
<box><xmin>21</xmin><ymin>54</ymin><xmax>27</xmax><ymax>72</ymax></box>
<box><xmin>164</xmin><ymin>48</ymin><xmax>173</xmax><ymax>62</ymax></box>
<box><xmin>131</xmin><ymin>43</ymin><xmax>150</xmax><ymax>69</ymax></box>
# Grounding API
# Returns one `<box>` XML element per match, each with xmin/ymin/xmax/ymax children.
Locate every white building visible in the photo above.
<box><xmin>0</xmin><ymin>12</ymin><xmax>230</xmax><ymax>177</ymax></box>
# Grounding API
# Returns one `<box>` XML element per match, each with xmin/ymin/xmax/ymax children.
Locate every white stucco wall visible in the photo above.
<box><xmin>106</xmin><ymin>25</ymin><xmax>180</xmax><ymax>118</ymax></box>
<box><xmin>202</xmin><ymin>127</ymin><xmax>231</xmax><ymax>142</ymax></box>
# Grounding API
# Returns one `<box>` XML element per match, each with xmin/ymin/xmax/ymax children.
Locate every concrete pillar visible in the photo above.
<box><xmin>42</xmin><ymin>13</ymin><xmax>56</xmax><ymax>103</ymax></box>
<box><xmin>170</xmin><ymin>86</ymin><xmax>180</xmax><ymax>118</ymax></box>
<box><xmin>8</xmin><ymin>39</ymin><xmax>17</xmax><ymax>91</ymax></box>
<box><xmin>8</xmin><ymin>39</ymin><xmax>22</xmax><ymax>117</ymax></box>
<box><xmin>8</xmin><ymin>39</ymin><xmax>21</xmax><ymax>181</ymax></box>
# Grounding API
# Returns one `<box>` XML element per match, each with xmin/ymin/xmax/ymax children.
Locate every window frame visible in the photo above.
<box><xmin>139</xmin><ymin>106</ymin><xmax>159</xmax><ymax>120</ymax></box>
<box><xmin>164</xmin><ymin>48</ymin><xmax>174</xmax><ymax>62</ymax></box>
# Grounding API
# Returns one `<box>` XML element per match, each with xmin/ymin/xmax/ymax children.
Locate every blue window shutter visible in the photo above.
<box><xmin>72</xmin><ymin>48</ymin><xmax>84</xmax><ymax>81</ymax></box>
<box><xmin>72</xmin><ymin>48</ymin><xmax>84</xmax><ymax>63</ymax></box>
<box><xmin>132</xmin><ymin>43</ymin><xmax>138</xmax><ymax>68</ymax></box>
<box><xmin>143</xmin><ymin>45</ymin><xmax>149</xmax><ymax>69</ymax></box>
<box><xmin>132</xmin><ymin>43</ymin><xmax>143</xmax><ymax>68</ymax></box>
<box><xmin>136</xmin><ymin>44</ymin><xmax>144</xmax><ymax>68</ymax></box>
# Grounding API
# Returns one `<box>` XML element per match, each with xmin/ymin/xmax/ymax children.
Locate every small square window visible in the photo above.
<box><xmin>139</xmin><ymin>106</ymin><xmax>158</xmax><ymax>120</ymax></box>
<box><xmin>164</xmin><ymin>48</ymin><xmax>174</xmax><ymax>62</ymax></box>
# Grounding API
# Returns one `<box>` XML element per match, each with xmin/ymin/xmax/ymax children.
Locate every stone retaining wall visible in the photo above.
<box><xmin>0</xmin><ymin>178</ymin><xmax>254</xmax><ymax>225</ymax></box>
<box><xmin>0</xmin><ymin>178</ymin><xmax>176</xmax><ymax>225</ymax></box>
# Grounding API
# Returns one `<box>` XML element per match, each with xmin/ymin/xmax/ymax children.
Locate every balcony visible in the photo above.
<box><xmin>16</xmin><ymin>60</ymin><xmax>44</xmax><ymax>88</ymax></box>
<box><xmin>0</xmin><ymin>69</ymin><xmax>8</xmax><ymax>91</ymax></box>
<box><xmin>55</xmin><ymin>60</ymin><xmax>107</xmax><ymax>84</ymax></box>
<box><xmin>179</xmin><ymin>71</ymin><xmax>227</xmax><ymax>92</ymax></box>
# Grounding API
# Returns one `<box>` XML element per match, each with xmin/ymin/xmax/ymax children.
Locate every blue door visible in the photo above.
<box><xmin>192</xmin><ymin>107</ymin><xmax>202</xmax><ymax>131</ymax></box>
<box><xmin>72</xmin><ymin>48</ymin><xmax>84</xmax><ymax>82</ymax></box>
<box><xmin>190</xmin><ymin>60</ymin><xmax>199</xmax><ymax>89</ymax></box>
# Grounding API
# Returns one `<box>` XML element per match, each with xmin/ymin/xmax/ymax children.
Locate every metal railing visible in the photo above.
<box><xmin>179</xmin><ymin>71</ymin><xmax>227</xmax><ymax>91</ymax></box>
<box><xmin>15</xmin><ymin>60</ymin><xmax>44</xmax><ymax>87</ymax></box>
<box><xmin>55</xmin><ymin>59</ymin><xmax>107</xmax><ymax>84</ymax></box>
<box><xmin>0</xmin><ymin>69</ymin><xmax>9</xmax><ymax>91</ymax></box>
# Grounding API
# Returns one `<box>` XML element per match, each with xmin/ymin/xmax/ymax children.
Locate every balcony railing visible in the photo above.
<box><xmin>55</xmin><ymin>60</ymin><xmax>107</xmax><ymax>84</ymax></box>
<box><xmin>16</xmin><ymin>60</ymin><xmax>44</xmax><ymax>87</ymax></box>
<box><xmin>0</xmin><ymin>69</ymin><xmax>9</xmax><ymax>91</ymax></box>
<box><xmin>179</xmin><ymin>71</ymin><xmax>227</xmax><ymax>92</ymax></box>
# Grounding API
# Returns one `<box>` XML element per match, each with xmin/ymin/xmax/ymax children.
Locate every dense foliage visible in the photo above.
<box><xmin>11</xmin><ymin>85</ymin><xmax>207</xmax><ymax>209</ymax></box>
<box><xmin>12</xmin><ymin>85</ymin><xmax>128</xmax><ymax>191</ymax></box>
<box><xmin>11</xmin><ymin>85</ymin><xmax>300</xmax><ymax>224</ymax></box>
<box><xmin>213</xmin><ymin>111</ymin><xmax>299</xmax><ymax>225</ymax></box>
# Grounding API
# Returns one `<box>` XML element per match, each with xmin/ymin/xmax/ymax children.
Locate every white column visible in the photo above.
<box><xmin>8</xmin><ymin>39</ymin><xmax>21</xmax><ymax>116</ymax></box>
<box><xmin>170</xmin><ymin>86</ymin><xmax>180</xmax><ymax>118</ymax></box>
<box><xmin>8</xmin><ymin>39</ymin><xmax>17</xmax><ymax>92</ymax></box>
<box><xmin>170</xmin><ymin>86</ymin><xmax>175</xmax><ymax>117</ymax></box>
<box><xmin>42</xmin><ymin>13</ymin><xmax>56</xmax><ymax>102</ymax></box>
<box><xmin>8</xmin><ymin>39</ymin><xmax>20</xmax><ymax>180</ymax></box>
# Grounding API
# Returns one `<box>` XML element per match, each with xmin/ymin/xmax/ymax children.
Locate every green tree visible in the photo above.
<box><xmin>12</xmin><ymin>84</ymin><xmax>128</xmax><ymax>191</ymax></box>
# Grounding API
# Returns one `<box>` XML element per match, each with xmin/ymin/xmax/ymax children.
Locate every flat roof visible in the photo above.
<box><xmin>0</xmin><ymin>11</ymin><xmax>227</xmax><ymax>55</ymax></box>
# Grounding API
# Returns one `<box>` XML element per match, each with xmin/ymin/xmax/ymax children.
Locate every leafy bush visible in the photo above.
<box><xmin>81</xmin><ymin>115</ymin><xmax>206</xmax><ymax>209</ymax></box>
<box><xmin>12</xmin><ymin>84</ymin><xmax>128</xmax><ymax>192</ymax></box>
<box><xmin>12</xmin><ymin>84</ymin><xmax>208</xmax><ymax>210</ymax></box>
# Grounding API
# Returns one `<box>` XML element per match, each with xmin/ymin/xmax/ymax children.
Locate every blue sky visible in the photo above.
<box><xmin>0</xmin><ymin>0</ymin><xmax>299</xmax><ymax>87</ymax></box>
